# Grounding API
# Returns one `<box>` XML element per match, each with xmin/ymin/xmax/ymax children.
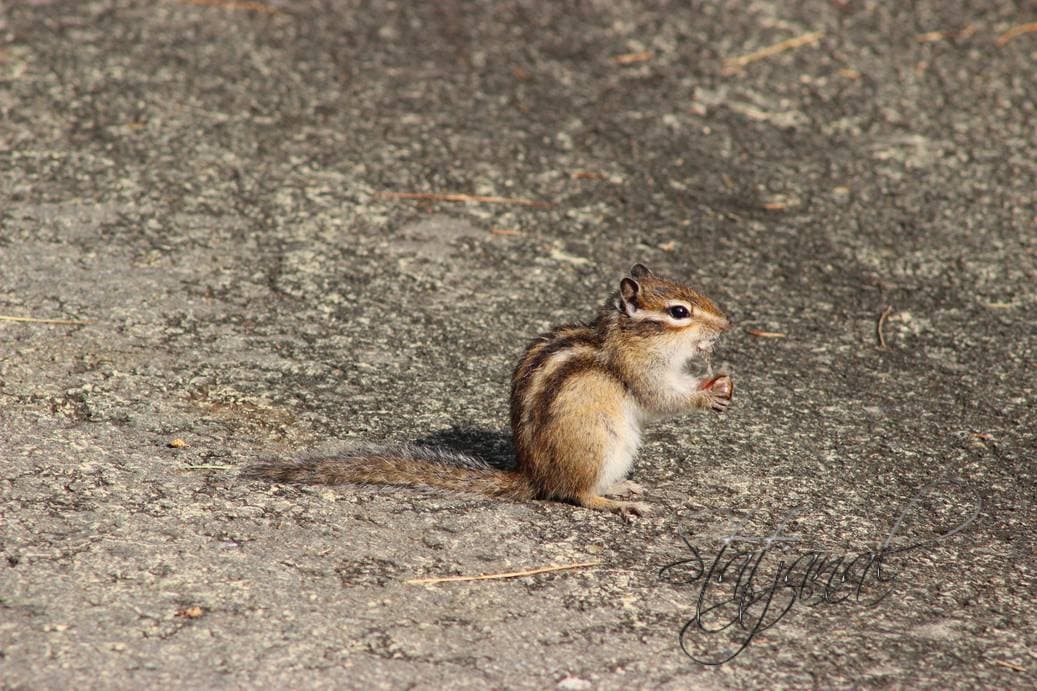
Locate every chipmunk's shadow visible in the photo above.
<box><xmin>415</xmin><ymin>426</ymin><xmax>515</xmax><ymax>470</ymax></box>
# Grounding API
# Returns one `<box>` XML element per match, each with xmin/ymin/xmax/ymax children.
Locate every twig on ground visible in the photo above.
<box><xmin>748</xmin><ymin>328</ymin><xmax>787</xmax><ymax>338</ymax></box>
<box><xmin>183</xmin><ymin>464</ymin><xmax>234</xmax><ymax>470</ymax></box>
<box><xmin>0</xmin><ymin>315</ymin><xmax>95</xmax><ymax>325</ymax></box>
<box><xmin>405</xmin><ymin>560</ymin><xmax>602</xmax><ymax>585</ymax></box>
<box><xmin>996</xmin><ymin>22</ymin><xmax>1037</xmax><ymax>47</ymax></box>
<box><xmin>915</xmin><ymin>31</ymin><xmax>946</xmax><ymax>43</ymax></box>
<box><xmin>377</xmin><ymin>191</ymin><xmax>551</xmax><ymax>208</ymax></box>
<box><xmin>915</xmin><ymin>24</ymin><xmax>976</xmax><ymax>43</ymax></box>
<box><xmin>183</xmin><ymin>0</ymin><xmax>280</xmax><ymax>14</ymax></box>
<box><xmin>723</xmin><ymin>31</ymin><xmax>823</xmax><ymax>73</ymax></box>
<box><xmin>992</xmin><ymin>659</ymin><xmax>1026</xmax><ymax>672</ymax></box>
<box><xmin>611</xmin><ymin>50</ymin><xmax>653</xmax><ymax>65</ymax></box>
<box><xmin>877</xmin><ymin>305</ymin><xmax>894</xmax><ymax>349</ymax></box>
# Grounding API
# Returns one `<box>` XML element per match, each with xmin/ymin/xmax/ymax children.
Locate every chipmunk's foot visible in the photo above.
<box><xmin>579</xmin><ymin>495</ymin><xmax>651</xmax><ymax>519</ymax></box>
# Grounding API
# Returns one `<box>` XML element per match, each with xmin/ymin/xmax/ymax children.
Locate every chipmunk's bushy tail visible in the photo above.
<box><xmin>242</xmin><ymin>442</ymin><xmax>535</xmax><ymax>500</ymax></box>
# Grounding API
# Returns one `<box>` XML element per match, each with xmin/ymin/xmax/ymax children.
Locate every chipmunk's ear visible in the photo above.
<box><xmin>619</xmin><ymin>277</ymin><xmax>640</xmax><ymax>315</ymax></box>
<box><xmin>629</xmin><ymin>263</ymin><xmax>653</xmax><ymax>278</ymax></box>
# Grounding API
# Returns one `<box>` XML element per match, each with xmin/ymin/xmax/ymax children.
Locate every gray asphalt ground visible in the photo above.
<box><xmin>2</xmin><ymin>1</ymin><xmax>1035</xmax><ymax>688</ymax></box>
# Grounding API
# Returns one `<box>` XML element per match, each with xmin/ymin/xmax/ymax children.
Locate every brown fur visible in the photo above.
<box><xmin>243</xmin><ymin>444</ymin><xmax>534</xmax><ymax>500</ymax></box>
<box><xmin>530</xmin><ymin>366</ymin><xmax>627</xmax><ymax>500</ymax></box>
<box><xmin>243</xmin><ymin>264</ymin><xmax>731</xmax><ymax>516</ymax></box>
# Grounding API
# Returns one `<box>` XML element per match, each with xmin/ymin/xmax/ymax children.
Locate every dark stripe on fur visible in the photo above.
<box><xmin>510</xmin><ymin>324</ymin><xmax>598</xmax><ymax>430</ymax></box>
<box><xmin>529</xmin><ymin>352</ymin><xmax>609</xmax><ymax>432</ymax></box>
<box><xmin>621</xmin><ymin>317</ymin><xmax>666</xmax><ymax>336</ymax></box>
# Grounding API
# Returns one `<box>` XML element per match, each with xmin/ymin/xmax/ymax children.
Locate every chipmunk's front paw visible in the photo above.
<box><xmin>700</xmin><ymin>374</ymin><xmax>734</xmax><ymax>412</ymax></box>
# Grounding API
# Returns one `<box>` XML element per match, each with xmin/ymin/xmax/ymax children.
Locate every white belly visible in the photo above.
<box><xmin>596</xmin><ymin>399</ymin><xmax>644</xmax><ymax>493</ymax></box>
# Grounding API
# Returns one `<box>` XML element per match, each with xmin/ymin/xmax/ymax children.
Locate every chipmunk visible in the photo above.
<box><xmin>243</xmin><ymin>264</ymin><xmax>733</xmax><ymax>516</ymax></box>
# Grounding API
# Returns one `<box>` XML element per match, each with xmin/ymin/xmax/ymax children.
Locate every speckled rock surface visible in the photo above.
<box><xmin>1</xmin><ymin>1</ymin><xmax>1034</xmax><ymax>688</ymax></box>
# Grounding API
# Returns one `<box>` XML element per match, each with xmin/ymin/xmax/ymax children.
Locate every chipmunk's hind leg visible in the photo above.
<box><xmin>604</xmin><ymin>479</ymin><xmax>645</xmax><ymax>497</ymax></box>
<box><xmin>533</xmin><ymin>368</ymin><xmax>650</xmax><ymax>518</ymax></box>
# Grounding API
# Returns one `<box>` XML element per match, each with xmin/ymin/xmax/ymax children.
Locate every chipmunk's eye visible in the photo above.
<box><xmin>667</xmin><ymin>305</ymin><xmax>690</xmax><ymax>319</ymax></box>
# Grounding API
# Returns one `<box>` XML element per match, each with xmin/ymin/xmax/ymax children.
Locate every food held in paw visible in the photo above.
<box><xmin>700</xmin><ymin>374</ymin><xmax>734</xmax><ymax>400</ymax></box>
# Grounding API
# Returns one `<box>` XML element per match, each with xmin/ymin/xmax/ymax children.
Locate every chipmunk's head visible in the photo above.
<box><xmin>615</xmin><ymin>263</ymin><xmax>730</xmax><ymax>356</ymax></box>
